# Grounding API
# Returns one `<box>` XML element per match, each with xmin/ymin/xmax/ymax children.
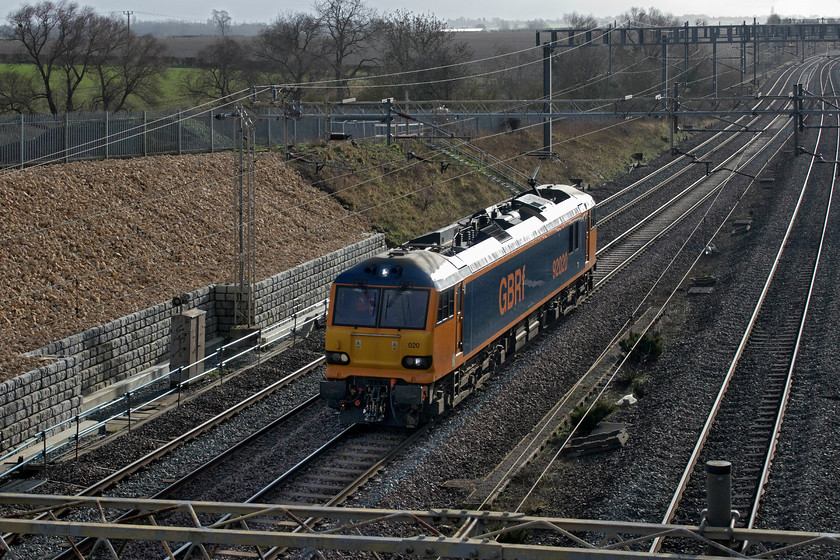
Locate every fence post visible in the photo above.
<box><xmin>75</xmin><ymin>415</ymin><xmax>80</xmax><ymax>461</ymax></box>
<box><xmin>104</xmin><ymin>111</ymin><xmax>109</xmax><ymax>159</ymax></box>
<box><xmin>19</xmin><ymin>114</ymin><xmax>24</xmax><ymax>169</ymax></box>
<box><xmin>42</xmin><ymin>430</ymin><xmax>47</xmax><ymax>474</ymax></box>
<box><xmin>178</xmin><ymin>110</ymin><xmax>183</xmax><ymax>155</ymax></box>
<box><xmin>218</xmin><ymin>345</ymin><xmax>225</xmax><ymax>385</ymax></box>
<box><xmin>125</xmin><ymin>392</ymin><xmax>131</xmax><ymax>432</ymax></box>
<box><xmin>143</xmin><ymin>111</ymin><xmax>148</xmax><ymax>157</ymax></box>
<box><xmin>177</xmin><ymin>366</ymin><xmax>183</xmax><ymax>407</ymax></box>
<box><xmin>65</xmin><ymin>113</ymin><xmax>70</xmax><ymax>163</ymax></box>
<box><xmin>210</xmin><ymin>109</ymin><xmax>214</xmax><ymax>153</ymax></box>
<box><xmin>267</xmin><ymin>111</ymin><xmax>272</xmax><ymax>150</ymax></box>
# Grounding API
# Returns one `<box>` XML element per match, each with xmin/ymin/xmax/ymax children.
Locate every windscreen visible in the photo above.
<box><xmin>380</xmin><ymin>288</ymin><xmax>429</xmax><ymax>329</ymax></box>
<box><xmin>332</xmin><ymin>286</ymin><xmax>379</xmax><ymax>327</ymax></box>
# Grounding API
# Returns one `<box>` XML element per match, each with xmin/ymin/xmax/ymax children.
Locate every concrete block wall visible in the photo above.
<box><xmin>0</xmin><ymin>357</ymin><xmax>83</xmax><ymax>453</ymax></box>
<box><xmin>217</xmin><ymin>234</ymin><xmax>387</xmax><ymax>331</ymax></box>
<box><xmin>3</xmin><ymin>235</ymin><xmax>386</xmax><ymax>453</ymax></box>
<box><xmin>30</xmin><ymin>286</ymin><xmax>217</xmax><ymax>395</ymax></box>
<box><xmin>254</xmin><ymin>234</ymin><xmax>387</xmax><ymax>327</ymax></box>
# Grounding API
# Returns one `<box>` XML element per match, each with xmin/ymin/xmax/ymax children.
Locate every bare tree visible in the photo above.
<box><xmin>314</xmin><ymin>0</ymin><xmax>380</xmax><ymax>99</ymax></box>
<box><xmin>253</xmin><ymin>11</ymin><xmax>327</xmax><ymax>99</ymax></box>
<box><xmin>552</xmin><ymin>12</ymin><xmax>609</xmax><ymax>98</ymax></box>
<box><xmin>180</xmin><ymin>10</ymin><xmax>251</xmax><ymax>103</ymax></box>
<box><xmin>0</xmin><ymin>69</ymin><xmax>43</xmax><ymax>113</ymax></box>
<box><xmin>181</xmin><ymin>36</ymin><xmax>249</xmax><ymax>102</ymax></box>
<box><xmin>563</xmin><ymin>12</ymin><xmax>598</xmax><ymax>30</ymax></box>
<box><xmin>621</xmin><ymin>6</ymin><xmax>679</xmax><ymax>27</ymax></box>
<box><xmin>211</xmin><ymin>9</ymin><xmax>231</xmax><ymax>37</ymax></box>
<box><xmin>378</xmin><ymin>10</ymin><xmax>471</xmax><ymax>100</ymax></box>
<box><xmin>6</xmin><ymin>0</ymin><xmax>103</xmax><ymax>114</ymax></box>
<box><xmin>90</xmin><ymin>26</ymin><xmax>166</xmax><ymax>112</ymax></box>
<box><xmin>477</xmin><ymin>48</ymin><xmax>540</xmax><ymax>100</ymax></box>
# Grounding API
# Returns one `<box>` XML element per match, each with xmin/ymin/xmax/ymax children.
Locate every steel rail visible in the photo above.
<box><xmin>595</xmin><ymin>56</ymin><xmax>818</xmax><ymax>227</ymax></box>
<box><xmin>458</xmin><ymin>99</ymin><xmax>796</xmax><ymax>517</ymax></box>
<box><xmin>258</xmin><ymin>424</ymin><xmax>434</xmax><ymax>560</ymax></box>
<box><xmin>593</xmin><ymin>112</ymin><xmax>792</xmax><ymax>291</ymax></box>
<box><xmin>167</xmin><ymin>424</ymin><xmax>359</xmax><ymax>559</ymax></box>
<box><xmin>1</xmin><ymin>357</ymin><xmax>325</xmax><ymax>559</ymax></box>
<box><xmin>49</xmin><ymin>395</ymin><xmax>324</xmax><ymax>560</ymax></box>
<box><xmin>648</xmin><ymin>57</ymin><xmax>837</xmax><ymax>555</ymax></box>
<box><xmin>168</xmin><ymin>424</ymin><xmax>432</xmax><ymax>560</ymax></box>
<box><xmin>596</xmin><ymin>66</ymin><xmax>801</xmax><ymax>218</ymax></box>
<box><xmin>739</xmin><ymin>59</ymin><xmax>840</xmax><ymax>555</ymax></box>
<box><xmin>462</xmin><ymin>61</ymin><xmax>815</xmax><ymax>517</ymax></box>
<box><xmin>78</xmin><ymin>356</ymin><xmax>325</xmax><ymax>498</ymax></box>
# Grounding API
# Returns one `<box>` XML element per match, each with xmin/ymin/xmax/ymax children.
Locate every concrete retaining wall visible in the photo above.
<box><xmin>1</xmin><ymin>234</ymin><xmax>386</xmax><ymax>453</ymax></box>
<box><xmin>0</xmin><ymin>358</ymin><xmax>83</xmax><ymax>454</ymax></box>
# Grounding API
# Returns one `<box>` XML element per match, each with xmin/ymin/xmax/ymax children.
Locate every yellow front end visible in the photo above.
<box><xmin>325</xmin><ymin>326</ymin><xmax>437</xmax><ymax>384</ymax></box>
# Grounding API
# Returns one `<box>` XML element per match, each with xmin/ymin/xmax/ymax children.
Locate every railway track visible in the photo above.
<box><xmin>1</xmin><ymin>354</ymin><xmax>327</xmax><ymax>560</ymax></box>
<box><xmin>156</xmin><ymin>425</ymin><xmax>430</xmax><ymax>560</ymax></box>
<box><xmin>652</xmin><ymin>58</ymin><xmax>840</xmax><ymax>557</ymax></box>
<box><xmin>3</xmin><ymin>54</ymin><xmax>836</xmax><ymax>557</ymax></box>
<box><xmin>460</xmin><ymin>57</ymin><xmax>828</xmax><ymax>516</ymax></box>
<box><xmin>594</xmin><ymin>63</ymin><xmax>809</xmax><ymax>236</ymax></box>
<box><xmin>593</xmin><ymin>67</ymin><xmax>812</xmax><ymax>289</ymax></box>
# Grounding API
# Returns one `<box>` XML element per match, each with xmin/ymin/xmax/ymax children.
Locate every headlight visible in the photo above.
<box><xmin>401</xmin><ymin>356</ymin><xmax>432</xmax><ymax>369</ymax></box>
<box><xmin>326</xmin><ymin>351</ymin><xmax>350</xmax><ymax>365</ymax></box>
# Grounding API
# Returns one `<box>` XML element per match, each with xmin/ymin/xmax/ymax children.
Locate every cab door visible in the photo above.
<box><xmin>451</xmin><ymin>282</ymin><xmax>464</xmax><ymax>369</ymax></box>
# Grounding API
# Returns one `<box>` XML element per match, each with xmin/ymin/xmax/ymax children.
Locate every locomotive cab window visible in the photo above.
<box><xmin>436</xmin><ymin>286</ymin><xmax>456</xmax><ymax>324</ymax></box>
<box><xmin>381</xmin><ymin>288</ymin><xmax>429</xmax><ymax>330</ymax></box>
<box><xmin>332</xmin><ymin>286</ymin><xmax>380</xmax><ymax>327</ymax></box>
<box><xmin>568</xmin><ymin>220</ymin><xmax>581</xmax><ymax>253</ymax></box>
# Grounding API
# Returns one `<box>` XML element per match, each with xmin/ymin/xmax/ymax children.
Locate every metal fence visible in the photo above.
<box><xmin>0</xmin><ymin>103</ymin><xmax>521</xmax><ymax>169</ymax></box>
<box><xmin>0</xmin><ymin>108</ymin><xmax>330</xmax><ymax>168</ymax></box>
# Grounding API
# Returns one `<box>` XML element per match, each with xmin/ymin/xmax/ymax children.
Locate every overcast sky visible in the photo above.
<box><xmin>13</xmin><ymin>0</ymin><xmax>838</xmax><ymax>25</ymax></box>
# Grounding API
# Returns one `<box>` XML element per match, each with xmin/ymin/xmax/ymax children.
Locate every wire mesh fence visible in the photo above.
<box><xmin>0</xmin><ymin>104</ymin><xmax>518</xmax><ymax>169</ymax></box>
<box><xmin>0</xmin><ymin>108</ymin><xmax>328</xmax><ymax>168</ymax></box>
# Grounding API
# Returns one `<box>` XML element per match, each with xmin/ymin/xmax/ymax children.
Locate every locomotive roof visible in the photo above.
<box><xmin>334</xmin><ymin>184</ymin><xmax>594</xmax><ymax>290</ymax></box>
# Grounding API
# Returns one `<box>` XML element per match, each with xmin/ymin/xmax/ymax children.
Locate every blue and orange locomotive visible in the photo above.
<box><xmin>320</xmin><ymin>184</ymin><xmax>597</xmax><ymax>427</ymax></box>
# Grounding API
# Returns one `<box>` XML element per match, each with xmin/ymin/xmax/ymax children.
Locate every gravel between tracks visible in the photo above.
<box><xmin>7</xmin><ymin>332</ymin><xmax>335</xmax><ymax>559</ymax></box>
<box><xmin>346</xmin><ymin>125</ymin><xmax>840</xmax><ymax>554</ymax></box>
<box><xmin>7</xmin><ymin>125</ymin><xmax>840</xmax><ymax>558</ymax></box>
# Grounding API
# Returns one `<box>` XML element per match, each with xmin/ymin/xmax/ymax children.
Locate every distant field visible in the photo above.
<box><xmin>0</xmin><ymin>30</ymin><xmax>535</xmax><ymax>62</ymax></box>
<box><xmin>0</xmin><ymin>29</ymin><xmax>542</xmax><ymax>113</ymax></box>
<box><xmin>0</xmin><ymin>62</ymin><xmax>200</xmax><ymax>112</ymax></box>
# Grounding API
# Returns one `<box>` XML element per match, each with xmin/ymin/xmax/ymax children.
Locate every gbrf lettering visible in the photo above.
<box><xmin>499</xmin><ymin>265</ymin><xmax>525</xmax><ymax>315</ymax></box>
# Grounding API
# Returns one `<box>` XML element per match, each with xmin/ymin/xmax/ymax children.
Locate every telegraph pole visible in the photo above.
<box><xmin>123</xmin><ymin>10</ymin><xmax>133</xmax><ymax>34</ymax></box>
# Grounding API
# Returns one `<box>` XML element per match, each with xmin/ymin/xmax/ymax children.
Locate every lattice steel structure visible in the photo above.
<box><xmin>233</xmin><ymin>106</ymin><xmax>257</xmax><ymax>327</ymax></box>
<box><xmin>0</xmin><ymin>494</ymin><xmax>838</xmax><ymax>559</ymax></box>
<box><xmin>535</xmin><ymin>22</ymin><xmax>840</xmax><ymax>152</ymax></box>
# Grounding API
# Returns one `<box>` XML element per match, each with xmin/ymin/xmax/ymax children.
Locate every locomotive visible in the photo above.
<box><xmin>319</xmin><ymin>183</ymin><xmax>597</xmax><ymax>427</ymax></box>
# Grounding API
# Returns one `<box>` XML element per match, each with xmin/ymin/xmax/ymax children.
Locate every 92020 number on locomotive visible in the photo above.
<box><xmin>320</xmin><ymin>184</ymin><xmax>597</xmax><ymax>427</ymax></box>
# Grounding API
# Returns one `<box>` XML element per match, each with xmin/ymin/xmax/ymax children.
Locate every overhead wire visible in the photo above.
<box><xmin>1</xmin><ymin>23</ymin><xmax>761</xmax><ymax>349</ymax></box>
<box><xmin>511</xmin><ymin>57</ymin><xmax>824</xmax><ymax>515</ymax></box>
<box><xmin>4</xmin><ymin>104</ymin><xmax>664</xmax><ymax>352</ymax></box>
<box><xmin>0</xmin><ymin>27</ymin><xmax>613</xmax><ymax>250</ymax></box>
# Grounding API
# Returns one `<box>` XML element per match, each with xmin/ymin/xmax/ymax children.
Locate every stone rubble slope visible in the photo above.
<box><xmin>0</xmin><ymin>152</ymin><xmax>373</xmax><ymax>381</ymax></box>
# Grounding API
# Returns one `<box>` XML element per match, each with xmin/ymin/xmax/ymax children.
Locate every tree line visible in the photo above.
<box><xmin>1</xmin><ymin>1</ymin><xmax>813</xmax><ymax>116</ymax></box>
<box><xmin>1</xmin><ymin>0</ymin><xmax>475</xmax><ymax>115</ymax></box>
